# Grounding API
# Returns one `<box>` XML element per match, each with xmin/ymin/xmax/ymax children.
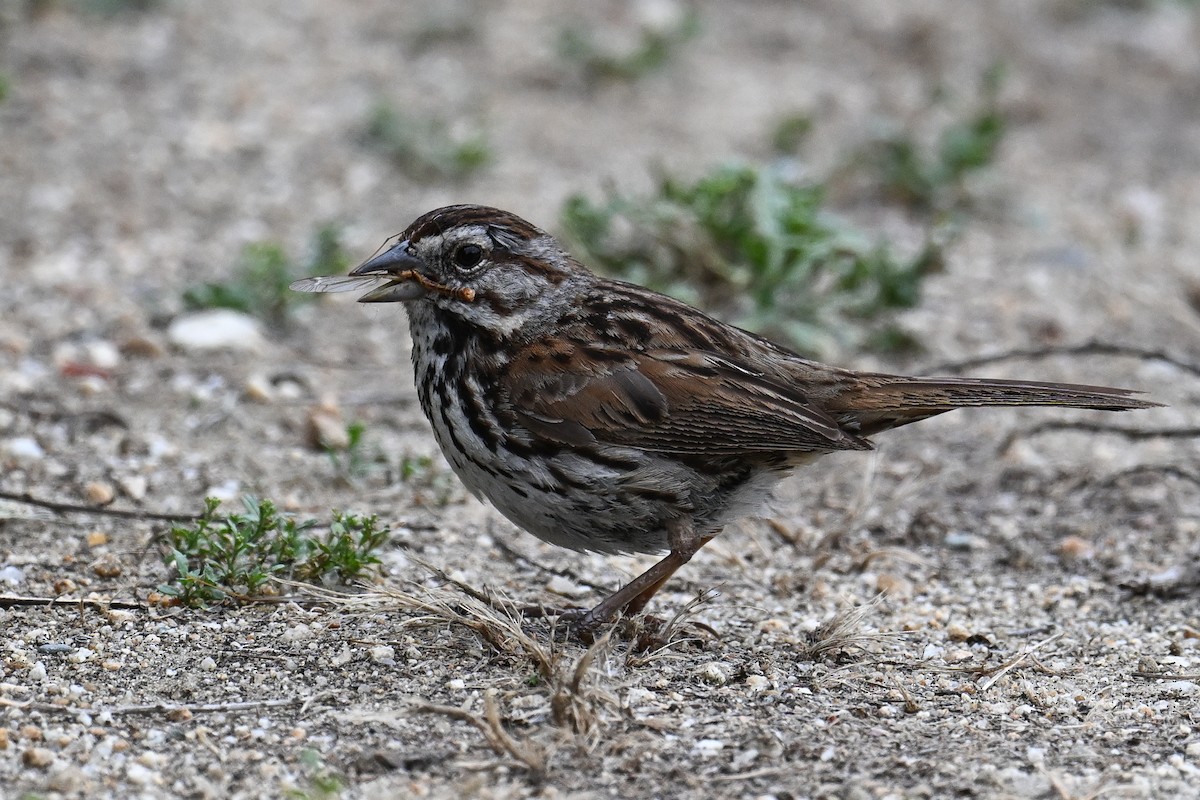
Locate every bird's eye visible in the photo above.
<box><xmin>452</xmin><ymin>243</ymin><xmax>484</xmax><ymax>270</ymax></box>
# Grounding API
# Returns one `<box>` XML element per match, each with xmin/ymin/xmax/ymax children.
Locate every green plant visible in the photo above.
<box><xmin>561</xmin><ymin>164</ymin><xmax>939</xmax><ymax>357</ymax></box>
<box><xmin>399</xmin><ymin>453</ymin><xmax>434</xmax><ymax>482</ymax></box>
<box><xmin>79</xmin><ymin>0</ymin><xmax>161</xmax><ymax>13</ymax></box>
<box><xmin>184</xmin><ymin>225</ymin><xmax>348</xmax><ymax>326</ymax></box>
<box><xmin>159</xmin><ymin>497</ymin><xmax>390</xmax><ymax>607</ymax></box>
<box><xmin>769</xmin><ymin>112</ymin><xmax>814</xmax><ymax>155</ymax></box>
<box><xmin>862</xmin><ymin>65</ymin><xmax>1007</xmax><ymax>213</ymax></box>
<box><xmin>558</xmin><ymin>9</ymin><xmax>701</xmax><ymax>84</ymax></box>
<box><xmin>285</xmin><ymin>749</ymin><xmax>344</xmax><ymax>800</ymax></box>
<box><xmin>27</xmin><ymin>0</ymin><xmax>163</xmax><ymax>16</ymax></box>
<box><xmin>395</xmin><ymin>453</ymin><xmax>458</xmax><ymax>507</ymax></box>
<box><xmin>364</xmin><ymin>103</ymin><xmax>490</xmax><ymax>180</ymax></box>
<box><xmin>326</xmin><ymin>420</ymin><xmax>369</xmax><ymax>482</ymax></box>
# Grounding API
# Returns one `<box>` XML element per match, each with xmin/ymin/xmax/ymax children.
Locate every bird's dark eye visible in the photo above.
<box><xmin>452</xmin><ymin>243</ymin><xmax>484</xmax><ymax>270</ymax></box>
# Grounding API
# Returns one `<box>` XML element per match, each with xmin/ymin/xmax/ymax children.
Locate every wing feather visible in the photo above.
<box><xmin>501</xmin><ymin>343</ymin><xmax>870</xmax><ymax>455</ymax></box>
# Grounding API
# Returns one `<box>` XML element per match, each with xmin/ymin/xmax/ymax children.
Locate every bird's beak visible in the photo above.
<box><xmin>350</xmin><ymin>240</ymin><xmax>429</xmax><ymax>303</ymax></box>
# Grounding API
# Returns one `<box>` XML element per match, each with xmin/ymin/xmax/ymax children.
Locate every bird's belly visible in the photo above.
<box><xmin>444</xmin><ymin>438</ymin><xmax>678</xmax><ymax>555</ymax></box>
<box><xmin>415</xmin><ymin>357</ymin><xmax>817</xmax><ymax>555</ymax></box>
<box><xmin>427</xmin><ymin>401</ymin><xmax>803</xmax><ymax>554</ymax></box>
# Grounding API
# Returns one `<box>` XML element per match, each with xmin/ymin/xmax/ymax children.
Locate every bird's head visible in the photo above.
<box><xmin>348</xmin><ymin>205</ymin><xmax>589</xmax><ymax>333</ymax></box>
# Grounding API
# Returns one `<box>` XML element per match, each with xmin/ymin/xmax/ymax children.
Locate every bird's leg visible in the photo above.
<box><xmin>574</xmin><ymin>517</ymin><xmax>714</xmax><ymax>633</ymax></box>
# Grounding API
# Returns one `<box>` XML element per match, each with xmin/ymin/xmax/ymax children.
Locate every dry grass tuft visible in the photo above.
<box><xmin>799</xmin><ymin>593</ymin><xmax>901</xmax><ymax>662</ymax></box>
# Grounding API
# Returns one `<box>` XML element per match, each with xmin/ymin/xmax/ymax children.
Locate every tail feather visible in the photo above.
<box><xmin>827</xmin><ymin>376</ymin><xmax>1160</xmax><ymax>437</ymax></box>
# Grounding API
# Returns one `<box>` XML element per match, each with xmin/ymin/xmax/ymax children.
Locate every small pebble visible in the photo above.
<box><xmin>697</xmin><ymin>662</ymin><xmax>729</xmax><ymax>685</ymax></box>
<box><xmin>86</xmin><ymin>530</ymin><xmax>109</xmax><ymax>547</ymax></box>
<box><xmin>119</xmin><ymin>475</ymin><xmax>148</xmax><ymax>501</ymax></box>
<box><xmin>199</xmin><ymin>656</ymin><xmax>217</xmax><ymax>671</ymax></box>
<box><xmin>244</xmin><ymin>374</ymin><xmax>274</xmax><ymax>403</ymax></box>
<box><xmin>84</xmin><ymin>481</ymin><xmax>115</xmax><ymax>505</ymax></box>
<box><xmin>305</xmin><ymin>403</ymin><xmax>349</xmax><ymax>450</ymax></box>
<box><xmin>22</xmin><ymin>747</ymin><xmax>55</xmax><ymax>768</ymax></box>
<box><xmin>4</xmin><ymin>436</ymin><xmax>44</xmax><ymax>461</ymax></box>
<box><xmin>91</xmin><ymin>554</ymin><xmax>122</xmax><ymax>578</ymax></box>
<box><xmin>943</xmin><ymin>531</ymin><xmax>977</xmax><ymax>550</ymax></box>
<box><xmin>946</xmin><ymin>623</ymin><xmax>971</xmax><ymax>642</ymax></box>
<box><xmin>67</xmin><ymin>648</ymin><xmax>94</xmax><ymax>664</ymax></box>
<box><xmin>745</xmin><ymin>675</ymin><xmax>771</xmax><ymax>693</ymax></box>
<box><xmin>0</xmin><ymin>565</ymin><xmax>25</xmax><ymax>586</ymax></box>
<box><xmin>104</xmin><ymin>609</ymin><xmax>136</xmax><ymax>625</ymax></box>
<box><xmin>85</xmin><ymin>340</ymin><xmax>121</xmax><ymax>369</ymax></box>
<box><xmin>369</xmin><ymin>645</ymin><xmax>395</xmax><ymax>664</ymax></box>
<box><xmin>125</xmin><ymin>761</ymin><xmax>158</xmax><ymax>785</ymax></box>
<box><xmin>1159</xmin><ymin>681</ymin><xmax>1199</xmax><ymax>697</ymax></box>
<box><xmin>1057</xmin><ymin>535</ymin><xmax>1093</xmax><ymax>560</ymax></box>
<box><xmin>330</xmin><ymin>644</ymin><xmax>353</xmax><ymax>667</ymax></box>
<box><xmin>203</xmin><ymin>479</ymin><xmax>241</xmax><ymax>503</ymax></box>
<box><xmin>282</xmin><ymin>624</ymin><xmax>314</xmax><ymax>642</ymax></box>
<box><xmin>119</xmin><ymin>335</ymin><xmax>165</xmax><ymax>359</ymax></box>
<box><xmin>544</xmin><ymin>574</ymin><xmax>589</xmax><ymax>598</ymax></box>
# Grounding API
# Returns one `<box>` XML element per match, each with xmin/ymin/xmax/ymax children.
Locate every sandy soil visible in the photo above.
<box><xmin>2</xmin><ymin>1</ymin><xmax>1199</xmax><ymax>798</ymax></box>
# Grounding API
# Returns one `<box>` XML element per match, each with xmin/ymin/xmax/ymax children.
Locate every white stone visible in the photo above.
<box><xmin>67</xmin><ymin>648</ymin><xmax>94</xmax><ymax>664</ymax></box>
<box><xmin>369</xmin><ymin>645</ymin><xmax>395</xmax><ymax>664</ymax></box>
<box><xmin>0</xmin><ymin>565</ymin><xmax>25</xmax><ymax>586</ymax></box>
<box><xmin>3</xmin><ymin>436</ymin><xmax>45</xmax><ymax>461</ymax></box>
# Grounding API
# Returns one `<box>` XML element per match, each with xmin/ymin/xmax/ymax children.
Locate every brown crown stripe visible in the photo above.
<box><xmin>405</xmin><ymin>205</ymin><xmax>546</xmax><ymax>245</ymax></box>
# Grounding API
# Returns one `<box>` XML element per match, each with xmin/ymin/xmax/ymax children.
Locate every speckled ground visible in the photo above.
<box><xmin>2</xmin><ymin>1</ymin><xmax>1199</xmax><ymax>798</ymax></box>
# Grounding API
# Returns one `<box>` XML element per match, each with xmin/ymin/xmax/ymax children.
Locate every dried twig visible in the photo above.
<box><xmin>1131</xmin><ymin>671</ymin><xmax>1200</xmax><ymax>681</ymax></box>
<box><xmin>0</xmin><ymin>694</ymin><xmax>333</xmax><ymax>717</ymax></box>
<box><xmin>801</xmin><ymin>594</ymin><xmax>900</xmax><ymax>662</ymax></box>
<box><xmin>416</xmin><ymin>690</ymin><xmax>547</xmax><ymax>775</ymax></box>
<box><xmin>925</xmin><ymin>340</ymin><xmax>1200</xmax><ymax>380</ymax></box>
<box><xmin>1000</xmin><ymin>421</ymin><xmax>1199</xmax><ymax>453</ymax></box>
<box><xmin>0</xmin><ymin>489</ymin><xmax>197</xmax><ymax>523</ymax></box>
<box><xmin>1066</xmin><ymin>463</ymin><xmax>1200</xmax><ymax>495</ymax></box>
<box><xmin>0</xmin><ymin>594</ymin><xmax>146</xmax><ymax>611</ymax></box>
<box><xmin>971</xmin><ymin>632</ymin><xmax>1064</xmax><ymax>691</ymax></box>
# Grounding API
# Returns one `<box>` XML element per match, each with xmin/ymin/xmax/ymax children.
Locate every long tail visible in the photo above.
<box><xmin>826</xmin><ymin>376</ymin><xmax>1160</xmax><ymax>437</ymax></box>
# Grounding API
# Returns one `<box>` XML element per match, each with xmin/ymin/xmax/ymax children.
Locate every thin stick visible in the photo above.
<box><xmin>0</xmin><ymin>595</ymin><xmax>146</xmax><ymax>611</ymax></box>
<box><xmin>977</xmin><ymin>633</ymin><xmax>1064</xmax><ymax>691</ymax></box>
<box><xmin>1131</xmin><ymin>671</ymin><xmax>1200</xmax><ymax>681</ymax></box>
<box><xmin>1001</xmin><ymin>422</ymin><xmax>1200</xmax><ymax>452</ymax></box>
<box><xmin>0</xmin><ymin>490</ymin><xmax>197</xmax><ymax>523</ymax></box>
<box><xmin>416</xmin><ymin>691</ymin><xmax>546</xmax><ymax>774</ymax></box>
<box><xmin>925</xmin><ymin>340</ymin><xmax>1200</xmax><ymax>380</ymax></box>
<box><xmin>0</xmin><ymin>695</ymin><xmax>329</xmax><ymax>717</ymax></box>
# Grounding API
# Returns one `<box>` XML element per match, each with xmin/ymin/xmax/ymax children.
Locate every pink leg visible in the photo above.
<box><xmin>577</xmin><ymin>517</ymin><xmax>714</xmax><ymax>631</ymax></box>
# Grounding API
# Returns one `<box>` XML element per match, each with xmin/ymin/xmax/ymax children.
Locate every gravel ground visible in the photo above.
<box><xmin>2</xmin><ymin>1</ymin><xmax>1199</xmax><ymax>798</ymax></box>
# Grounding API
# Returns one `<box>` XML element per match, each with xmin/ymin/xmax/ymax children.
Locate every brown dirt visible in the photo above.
<box><xmin>2</xmin><ymin>1</ymin><xmax>1199</xmax><ymax>798</ymax></box>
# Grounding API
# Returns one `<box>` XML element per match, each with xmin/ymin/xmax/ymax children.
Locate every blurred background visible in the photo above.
<box><xmin>2</xmin><ymin>3</ymin><xmax>1199</xmax><ymax>797</ymax></box>
<box><xmin>3</xmin><ymin>0</ymin><xmax>1198</xmax><ymax>367</ymax></box>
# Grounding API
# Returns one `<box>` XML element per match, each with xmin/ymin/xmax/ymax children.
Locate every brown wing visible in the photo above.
<box><xmin>500</xmin><ymin>341</ymin><xmax>871</xmax><ymax>455</ymax></box>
